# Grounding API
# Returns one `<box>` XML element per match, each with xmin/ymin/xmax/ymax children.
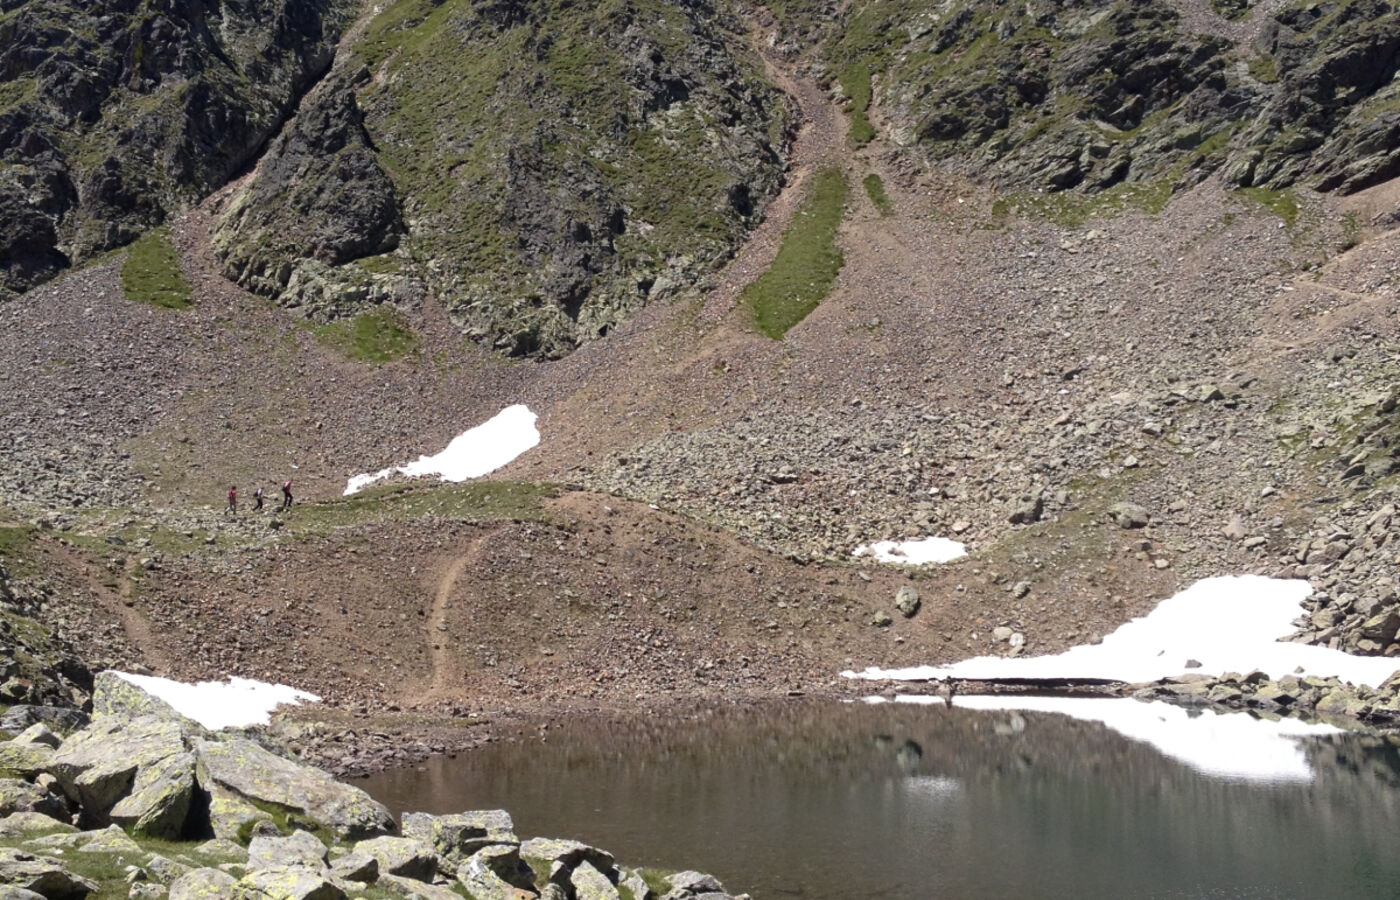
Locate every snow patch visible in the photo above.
<box><xmin>870</xmin><ymin>694</ymin><xmax>1340</xmax><ymax>783</ymax></box>
<box><xmin>844</xmin><ymin>575</ymin><xmax>1400</xmax><ymax>688</ymax></box>
<box><xmin>346</xmin><ymin>404</ymin><xmax>540</xmax><ymax>496</ymax></box>
<box><xmin>112</xmin><ymin>671</ymin><xmax>320</xmax><ymax>730</ymax></box>
<box><xmin>854</xmin><ymin>537</ymin><xmax>966</xmax><ymax>565</ymax></box>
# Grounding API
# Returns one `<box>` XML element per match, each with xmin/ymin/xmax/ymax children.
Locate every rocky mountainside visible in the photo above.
<box><xmin>802</xmin><ymin>0</ymin><xmax>1400</xmax><ymax>197</ymax></box>
<box><xmin>1</xmin><ymin>0</ymin><xmax>1400</xmax><ymax>789</ymax></box>
<box><xmin>214</xmin><ymin>0</ymin><xmax>793</xmax><ymax>357</ymax></box>
<box><xmin>0</xmin><ymin>0</ymin><xmax>359</xmax><ymax>299</ymax></box>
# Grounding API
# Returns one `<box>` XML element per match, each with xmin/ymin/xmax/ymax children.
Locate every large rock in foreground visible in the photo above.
<box><xmin>0</xmin><ymin>847</ymin><xmax>99</xmax><ymax>899</ymax></box>
<box><xmin>50</xmin><ymin>717</ymin><xmax>190</xmax><ymax>829</ymax></box>
<box><xmin>195</xmin><ymin>739</ymin><xmax>393</xmax><ymax>841</ymax></box>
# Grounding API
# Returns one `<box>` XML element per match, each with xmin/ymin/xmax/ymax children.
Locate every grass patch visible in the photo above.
<box><xmin>744</xmin><ymin>169</ymin><xmax>847</xmax><ymax>339</ymax></box>
<box><xmin>1247</xmin><ymin>54</ymin><xmax>1278</xmax><ymax>83</ymax></box>
<box><xmin>1004</xmin><ymin>178</ymin><xmax>1173</xmax><ymax>226</ymax></box>
<box><xmin>839</xmin><ymin>63</ymin><xmax>875</xmax><ymax>146</ymax></box>
<box><xmin>0</xmin><ymin>525</ymin><xmax>34</xmax><ymax>566</ymax></box>
<box><xmin>314</xmin><ymin>306</ymin><xmax>418</xmax><ymax>364</ymax></box>
<box><xmin>120</xmin><ymin>227</ymin><xmax>192</xmax><ymax>310</ymax></box>
<box><xmin>862</xmin><ymin>173</ymin><xmax>893</xmax><ymax>215</ymax></box>
<box><xmin>1340</xmin><ymin>210</ymin><xmax>1362</xmax><ymax>250</ymax></box>
<box><xmin>1236</xmin><ymin>187</ymin><xmax>1301</xmax><ymax>229</ymax></box>
<box><xmin>291</xmin><ymin>481</ymin><xmax>558</xmax><ymax>535</ymax></box>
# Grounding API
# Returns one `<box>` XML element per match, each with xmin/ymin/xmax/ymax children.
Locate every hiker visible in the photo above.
<box><xmin>281</xmin><ymin>480</ymin><xmax>293</xmax><ymax>511</ymax></box>
<box><xmin>225</xmin><ymin>485</ymin><xmax>237</xmax><ymax>516</ymax></box>
<box><xmin>252</xmin><ymin>486</ymin><xmax>264</xmax><ymax>511</ymax></box>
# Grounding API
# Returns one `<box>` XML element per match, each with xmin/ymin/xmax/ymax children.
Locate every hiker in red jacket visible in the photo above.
<box><xmin>281</xmin><ymin>480</ymin><xmax>293</xmax><ymax>511</ymax></box>
<box><xmin>225</xmin><ymin>486</ymin><xmax>237</xmax><ymax>516</ymax></box>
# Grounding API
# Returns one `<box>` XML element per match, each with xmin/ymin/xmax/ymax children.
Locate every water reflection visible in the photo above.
<box><xmin>358</xmin><ymin>701</ymin><xmax>1400</xmax><ymax>899</ymax></box>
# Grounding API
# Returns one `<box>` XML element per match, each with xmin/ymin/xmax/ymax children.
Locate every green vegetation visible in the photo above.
<box><xmin>1210</xmin><ymin>0</ymin><xmax>1255</xmax><ymax>19</ymax></box>
<box><xmin>1247</xmin><ymin>54</ymin><xmax>1279</xmax><ymax>83</ymax></box>
<box><xmin>346</xmin><ymin>0</ymin><xmax>788</xmax><ymax>353</ymax></box>
<box><xmin>314</xmin><ymin>306</ymin><xmax>418</xmax><ymax>364</ymax></box>
<box><xmin>743</xmin><ymin>169</ymin><xmax>848</xmax><ymax>339</ymax></box>
<box><xmin>120</xmin><ymin>227</ymin><xmax>192</xmax><ymax>309</ymax></box>
<box><xmin>0</xmin><ymin>524</ymin><xmax>33</xmax><ymax>565</ymax></box>
<box><xmin>1003</xmin><ymin>178</ymin><xmax>1173</xmax><ymax>226</ymax></box>
<box><xmin>862</xmin><ymin>173</ymin><xmax>893</xmax><ymax>215</ymax></box>
<box><xmin>840</xmin><ymin>64</ymin><xmax>875</xmax><ymax>146</ymax></box>
<box><xmin>1340</xmin><ymin>210</ymin><xmax>1362</xmax><ymax>250</ymax></box>
<box><xmin>292</xmin><ymin>481</ymin><xmax>558</xmax><ymax>535</ymax></box>
<box><xmin>1236</xmin><ymin>187</ymin><xmax>1302</xmax><ymax>229</ymax></box>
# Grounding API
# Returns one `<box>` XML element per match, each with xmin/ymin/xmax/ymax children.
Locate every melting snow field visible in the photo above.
<box><xmin>844</xmin><ymin>575</ymin><xmax>1400</xmax><ymax>688</ymax></box>
<box><xmin>346</xmin><ymin>404</ymin><xmax>540</xmax><ymax>495</ymax></box>
<box><xmin>112</xmin><ymin>671</ymin><xmax>320</xmax><ymax>730</ymax></box>
<box><xmin>854</xmin><ymin>537</ymin><xmax>967</xmax><ymax>565</ymax></box>
<box><xmin>867</xmin><ymin>694</ymin><xmax>1340</xmax><ymax>783</ymax></box>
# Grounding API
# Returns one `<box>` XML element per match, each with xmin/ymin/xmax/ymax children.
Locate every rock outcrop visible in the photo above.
<box><xmin>213</xmin><ymin>0</ymin><xmax>792</xmax><ymax>358</ymax></box>
<box><xmin>0</xmin><ymin>0</ymin><xmax>361</xmax><ymax>299</ymax></box>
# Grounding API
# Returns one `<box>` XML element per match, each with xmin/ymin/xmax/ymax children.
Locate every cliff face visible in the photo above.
<box><xmin>213</xmin><ymin>0</ymin><xmax>793</xmax><ymax>358</ymax></box>
<box><xmin>0</xmin><ymin>0</ymin><xmax>359</xmax><ymax>299</ymax></box>
<box><xmin>810</xmin><ymin>0</ymin><xmax>1400</xmax><ymax>197</ymax></box>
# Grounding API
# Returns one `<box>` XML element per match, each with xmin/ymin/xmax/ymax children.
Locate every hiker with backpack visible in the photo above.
<box><xmin>281</xmin><ymin>480</ymin><xmax>293</xmax><ymax>511</ymax></box>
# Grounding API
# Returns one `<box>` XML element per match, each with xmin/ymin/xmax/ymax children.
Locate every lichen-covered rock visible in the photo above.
<box><xmin>570</xmin><ymin>861</ymin><xmax>621</xmax><ymax>900</ymax></box>
<box><xmin>233</xmin><ymin>869</ymin><xmax>343</xmax><ymax>900</ymax></box>
<box><xmin>192</xmin><ymin>840</ymin><xmax>247</xmax><ymax>865</ymax></box>
<box><xmin>91</xmin><ymin>674</ymin><xmax>201</xmax><ymax>732</ymax></box>
<box><xmin>0</xmin><ymin>710</ymin><xmax>89</xmax><ymax>740</ymax></box>
<box><xmin>350</xmin><ymin>838</ymin><xmax>434</xmax><ymax>883</ymax></box>
<box><xmin>0</xmin><ymin>813</ymin><xmax>74</xmax><ymax>838</ymax></box>
<box><xmin>109</xmin><ymin>753</ymin><xmax>196</xmax><ymax>839</ymax></box>
<box><xmin>0</xmin><ymin>847</ymin><xmax>99</xmax><ymax>898</ymax></box>
<box><xmin>326</xmin><ymin>853</ymin><xmax>376</xmax><ymax>885</ymax></box>
<box><xmin>519</xmin><ymin>838</ymin><xmax>615</xmax><ymax>880</ymax></box>
<box><xmin>246</xmin><ymin>832</ymin><xmax>328</xmax><ymax>873</ymax></box>
<box><xmin>0</xmin><ymin>779</ymin><xmax>67</xmax><ymax>821</ymax></box>
<box><xmin>0</xmin><ymin>744</ymin><xmax>55</xmax><ymax>781</ymax></box>
<box><xmin>76</xmin><ymin>825</ymin><xmax>142</xmax><ymax>856</ymax></box>
<box><xmin>457</xmin><ymin>846</ymin><xmax>534</xmax><ymax>900</ymax></box>
<box><xmin>51</xmin><ymin>718</ymin><xmax>188</xmax><ymax>821</ymax></box>
<box><xmin>12</xmin><ymin>726</ymin><xmax>61</xmax><ymax>751</ymax></box>
<box><xmin>194</xmin><ymin>739</ymin><xmax>393</xmax><ymax>841</ymax></box>
<box><xmin>142</xmin><ymin>856</ymin><xmax>191</xmax><ymax>886</ymax></box>
<box><xmin>168</xmin><ymin>868</ymin><xmax>236</xmax><ymax>900</ymax></box>
<box><xmin>203</xmin><ymin>786</ymin><xmax>276</xmax><ymax>844</ymax></box>
<box><xmin>128</xmin><ymin>882</ymin><xmax>167</xmax><ymax>900</ymax></box>
<box><xmin>401</xmin><ymin>811</ymin><xmax>515</xmax><ymax>863</ymax></box>
<box><xmin>620</xmin><ymin>870</ymin><xmax>653</xmax><ymax>900</ymax></box>
<box><xmin>373</xmin><ymin>875</ymin><xmax>462</xmax><ymax>900</ymax></box>
<box><xmin>662</xmin><ymin>871</ymin><xmax>727</xmax><ymax>899</ymax></box>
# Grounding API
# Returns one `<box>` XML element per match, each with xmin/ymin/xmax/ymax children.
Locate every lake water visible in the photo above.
<box><xmin>357</xmin><ymin>699</ymin><xmax>1400</xmax><ymax>899</ymax></box>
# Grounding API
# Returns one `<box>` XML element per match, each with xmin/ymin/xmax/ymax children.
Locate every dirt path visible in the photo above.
<box><xmin>423</xmin><ymin>539</ymin><xmax>485</xmax><ymax>698</ymax></box>
<box><xmin>112</xmin><ymin>557</ymin><xmax>174</xmax><ymax>672</ymax></box>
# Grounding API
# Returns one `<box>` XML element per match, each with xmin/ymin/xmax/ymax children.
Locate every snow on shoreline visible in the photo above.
<box><xmin>854</xmin><ymin>537</ymin><xmax>967</xmax><ymax>565</ymax></box>
<box><xmin>346</xmin><ymin>404</ymin><xmax>540</xmax><ymax>496</ymax></box>
<box><xmin>867</xmin><ymin>693</ymin><xmax>1340</xmax><ymax>782</ymax></box>
<box><xmin>843</xmin><ymin>575</ymin><xmax>1400</xmax><ymax>688</ymax></box>
<box><xmin>112</xmin><ymin>671</ymin><xmax>319</xmax><ymax>730</ymax></box>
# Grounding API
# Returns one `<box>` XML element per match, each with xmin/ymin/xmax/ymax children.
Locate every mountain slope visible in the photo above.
<box><xmin>0</xmin><ymin>0</ymin><xmax>359</xmax><ymax>298</ymax></box>
<box><xmin>214</xmin><ymin>0</ymin><xmax>793</xmax><ymax>357</ymax></box>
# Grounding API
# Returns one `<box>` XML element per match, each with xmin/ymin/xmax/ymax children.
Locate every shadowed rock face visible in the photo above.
<box><xmin>213</xmin><ymin>0</ymin><xmax>793</xmax><ymax>359</ymax></box>
<box><xmin>213</xmin><ymin>68</ymin><xmax>404</xmax><ymax>308</ymax></box>
<box><xmin>0</xmin><ymin>0</ymin><xmax>359</xmax><ymax>298</ymax></box>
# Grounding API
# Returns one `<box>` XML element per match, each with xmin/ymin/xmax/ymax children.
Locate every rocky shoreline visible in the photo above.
<box><xmin>0</xmin><ymin>672</ymin><xmax>748</xmax><ymax>900</ymax></box>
